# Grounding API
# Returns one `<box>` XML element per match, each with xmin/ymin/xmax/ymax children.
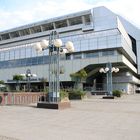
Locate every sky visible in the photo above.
<box><xmin>0</xmin><ymin>0</ymin><xmax>140</xmax><ymax>32</ymax></box>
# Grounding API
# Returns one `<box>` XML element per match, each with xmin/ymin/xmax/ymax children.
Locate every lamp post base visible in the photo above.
<box><xmin>37</xmin><ymin>101</ymin><xmax>71</xmax><ymax>109</ymax></box>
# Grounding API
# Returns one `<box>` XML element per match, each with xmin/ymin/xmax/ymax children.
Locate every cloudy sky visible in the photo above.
<box><xmin>0</xmin><ymin>0</ymin><xmax>139</xmax><ymax>32</ymax></box>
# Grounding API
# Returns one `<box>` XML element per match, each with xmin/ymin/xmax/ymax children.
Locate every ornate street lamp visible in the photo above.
<box><xmin>34</xmin><ymin>30</ymin><xmax>74</xmax><ymax>109</ymax></box>
<box><xmin>99</xmin><ymin>62</ymin><xmax>119</xmax><ymax>97</ymax></box>
<box><xmin>20</xmin><ymin>69</ymin><xmax>37</xmax><ymax>92</ymax></box>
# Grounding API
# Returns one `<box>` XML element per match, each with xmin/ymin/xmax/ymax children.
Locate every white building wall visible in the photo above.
<box><xmin>93</xmin><ymin>6</ymin><xmax>117</xmax><ymax>31</ymax></box>
<box><xmin>118</xmin><ymin>15</ymin><xmax>140</xmax><ymax>74</ymax></box>
<box><xmin>136</xmin><ymin>40</ymin><xmax>140</xmax><ymax>74</ymax></box>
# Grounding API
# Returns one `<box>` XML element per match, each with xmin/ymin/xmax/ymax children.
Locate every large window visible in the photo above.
<box><xmin>9</xmin><ymin>50</ymin><xmax>15</xmax><ymax>60</ymax></box>
<box><xmin>84</xmin><ymin>15</ymin><xmax>91</xmax><ymax>25</ymax></box>
<box><xmin>0</xmin><ymin>52</ymin><xmax>5</xmax><ymax>61</ymax></box>
<box><xmin>30</xmin><ymin>26</ymin><xmax>41</xmax><ymax>33</ymax></box>
<box><xmin>102</xmin><ymin>50</ymin><xmax>114</xmax><ymax>56</ymax></box>
<box><xmin>26</xmin><ymin>47</ymin><xmax>32</xmax><ymax>58</ymax></box>
<box><xmin>10</xmin><ymin>31</ymin><xmax>20</xmax><ymax>38</ymax></box>
<box><xmin>1</xmin><ymin>33</ymin><xmax>10</xmax><ymax>40</ymax></box>
<box><xmin>5</xmin><ymin>51</ymin><xmax>10</xmax><ymax>60</ymax></box>
<box><xmin>15</xmin><ymin>49</ymin><xmax>20</xmax><ymax>59</ymax></box>
<box><xmin>31</xmin><ymin>47</ymin><xmax>37</xmax><ymax>57</ymax></box>
<box><xmin>55</xmin><ymin>20</ymin><xmax>67</xmax><ymax>28</ymax></box>
<box><xmin>20</xmin><ymin>48</ymin><xmax>26</xmax><ymax>59</ymax></box>
<box><xmin>85</xmin><ymin>52</ymin><xmax>99</xmax><ymax>58</ymax></box>
<box><xmin>81</xmin><ymin>40</ymin><xmax>89</xmax><ymax>51</ymax></box>
<box><xmin>69</xmin><ymin>16</ymin><xmax>82</xmax><ymax>26</ymax></box>
<box><xmin>20</xmin><ymin>29</ymin><xmax>30</xmax><ymax>36</ymax></box>
<box><xmin>107</xmin><ymin>35</ymin><xmax>117</xmax><ymax>48</ymax></box>
<box><xmin>73</xmin><ymin>54</ymin><xmax>82</xmax><ymax>59</ymax></box>
<box><xmin>74</xmin><ymin>41</ymin><xmax>81</xmax><ymax>52</ymax></box>
<box><xmin>98</xmin><ymin>37</ymin><xmax>107</xmax><ymax>49</ymax></box>
<box><xmin>42</xmin><ymin>23</ymin><xmax>54</xmax><ymax>31</ymax></box>
<box><xmin>89</xmin><ymin>38</ymin><xmax>98</xmax><ymax>50</ymax></box>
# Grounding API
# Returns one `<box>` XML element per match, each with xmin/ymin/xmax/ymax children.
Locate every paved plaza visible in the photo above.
<box><xmin>0</xmin><ymin>94</ymin><xmax>140</xmax><ymax>140</ymax></box>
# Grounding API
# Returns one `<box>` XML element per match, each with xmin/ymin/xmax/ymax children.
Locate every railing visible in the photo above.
<box><xmin>0</xmin><ymin>92</ymin><xmax>43</xmax><ymax>105</ymax></box>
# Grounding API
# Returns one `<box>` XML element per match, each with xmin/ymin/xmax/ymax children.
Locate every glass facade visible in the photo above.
<box><xmin>0</xmin><ymin>50</ymin><xmax>116</xmax><ymax>69</ymax></box>
<box><xmin>0</xmin><ymin>29</ymin><xmax>121</xmax><ymax>61</ymax></box>
<box><xmin>0</xmin><ymin>29</ymin><xmax>128</xmax><ymax>69</ymax></box>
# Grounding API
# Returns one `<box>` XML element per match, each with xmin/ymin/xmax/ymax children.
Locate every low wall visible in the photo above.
<box><xmin>0</xmin><ymin>92</ymin><xmax>43</xmax><ymax>105</ymax></box>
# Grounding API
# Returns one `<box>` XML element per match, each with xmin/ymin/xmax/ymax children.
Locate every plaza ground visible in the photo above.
<box><xmin>0</xmin><ymin>94</ymin><xmax>140</xmax><ymax>140</ymax></box>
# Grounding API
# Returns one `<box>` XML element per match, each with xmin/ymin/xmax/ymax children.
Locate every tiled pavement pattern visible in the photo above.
<box><xmin>0</xmin><ymin>94</ymin><xmax>140</xmax><ymax>140</ymax></box>
<box><xmin>0</xmin><ymin>135</ymin><xmax>19</xmax><ymax>140</ymax></box>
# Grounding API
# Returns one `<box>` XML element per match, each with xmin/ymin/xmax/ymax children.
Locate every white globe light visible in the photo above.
<box><xmin>116</xmin><ymin>68</ymin><xmax>119</xmax><ymax>72</ymax></box>
<box><xmin>112</xmin><ymin>67</ymin><xmax>116</xmax><ymax>72</ymax></box>
<box><xmin>34</xmin><ymin>42</ymin><xmax>42</xmax><ymax>53</ymax></box>
<box><xmin>66</xmin><ymin>41</ymin><xmax>74</xmax><ymax>52</ymax></box>
<box><xmin>114</xmin><ymin>68</ymin><xmax>119</xmax><ymax>73</ymax></box>
<box><xmin>63</xmin><ymin>48</ymin><xmax>68</xmax><ymax>54</ymax></box>
<box><xmin>105</xmin><ymin>67</ymin><xmax>109</xmax><ymax>72</ymax></box>
<box><xmin>27</xmin><ymin>74</ymin><xmax>31</xmax><ymax>77</ymax></box>
<box><xmin>32</xmin><ymin>74</ymin><xmax>37</xmax><ymax>77</ymax></box>
<box><xmin>99</xmin><ymin>68</ymin><xmax>105</xmax><ymax>73</ymax></box>
<box><xmin>40</xmin><ymin>40</ymin><xmax>49</xmax><ymax>49</ymax></box>
<box><xmin>70</xmin><ymin>46</ymin><xmax>74</xmax><ymax>52</ymax></box>
<box><xmin>54</xmin><ymin>39</ymin><xmax>62</xmax><ymax>47</ymax></box>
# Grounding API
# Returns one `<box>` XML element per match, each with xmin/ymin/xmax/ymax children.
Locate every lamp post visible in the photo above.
<box><xmin>20</xmin><ymin>69</ymin><xmax>37</xmax><ymax>92</ymax></box>
<box><xmin>99</xmin><ymin>62</ymin><xmax>119</xmax><ymax>97</ymax></box>
<box><xmin>34</xmin><ymin>30</ymin><xmax>74</xmax><ymax>109</ymax></box>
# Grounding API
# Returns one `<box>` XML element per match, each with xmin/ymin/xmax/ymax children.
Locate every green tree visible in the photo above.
<box><xmin>0</xmin><ymin>80</ymin><xmax>4</xmax><ymax>85</ymax></box>
<box><xmin>13</xmin><ymin>74</ymin><xmax>24</xmax><ymax>91</ymax></box>
<box><xmin>70</xmin><ymin>69</ymin><xmax>87</xmax><ymax>89</ymax></box>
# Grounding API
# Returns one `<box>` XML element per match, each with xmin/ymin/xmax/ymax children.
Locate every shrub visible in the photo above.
<box><xmin>60</xmin><ymin>90</ymin><xmax>69</xmax><ymax>100</ymax></box>
<box><xmin>68</xmin><ymin>89</ymin><xmax>86</xmax><ymax>99</ymax></box>
<box><xmin>113</xmin><ymin>90</ymin><xmax>123</xmax><ymax>97</ymax></box>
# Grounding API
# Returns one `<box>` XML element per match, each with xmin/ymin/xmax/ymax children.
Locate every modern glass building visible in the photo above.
<box><xmin>0</xmin><ymin>6</ymin><xmax>140</xmax><ymax>93</ymax></box>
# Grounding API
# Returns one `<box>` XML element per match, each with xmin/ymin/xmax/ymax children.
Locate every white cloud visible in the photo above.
<box><xmin>0</xmin><ymin>0</ymin><xmax>139</xmax><ymax>31</ymax></box>
<box><xmin>0</xmin><ymin>0</ymin><xmax>92</xmax><ymax>31</ymax></box>
<box><xmin>0</xmin><ymin>10</ymin><xmax>34</xmax><ymax>31</ymax></box>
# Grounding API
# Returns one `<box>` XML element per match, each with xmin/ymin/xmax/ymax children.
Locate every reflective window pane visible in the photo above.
<box><xmin>5</xmin><ymin>51</ymin><xmax>9</xmax><ymax>60</ymax></box>
<box><xmin>10</xmin><ymin>50</ymin><xmax>15</xmax><ymax>60</ymax></box>
<box><xmin>20</xmin><ymin>48</ymin><xmax>26</xmax><ymax>59</ymax></box>
<box><xmin>15</xmin><ymin>49</ymin><xmax>20</xmax><ymax>59</ymax></box>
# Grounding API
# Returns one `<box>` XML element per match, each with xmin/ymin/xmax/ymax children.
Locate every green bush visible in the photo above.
<box><xmin>60</xmin><ymin>90</ymin><xmax>69</xmax><ymax>100</ymax></box>
<box><xmin>113</xmin><ymin>90</ymin><xmax>123</xmax><ymax>97</ymax></box>
<box><xmin>68</xmin><ymin>89</ymin><xmax>86</xmax><ymax>99</ymax></box>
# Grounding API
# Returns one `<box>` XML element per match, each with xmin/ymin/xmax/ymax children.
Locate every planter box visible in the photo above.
<box><xmin>102</xmin><ymin>96</ymin><xmax>115</xmax><ymax>99</ymax></box>
<box><xmin>37</xmin><ymin>101</ymin><xmax>71</xmax><ymax>109</ymax></box>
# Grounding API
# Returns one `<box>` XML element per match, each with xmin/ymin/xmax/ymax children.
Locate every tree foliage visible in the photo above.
<box><xmin>0</xmin><ymin>80</ymin><xmax>4</xmax><ymax>85</ymax></box>
<box><xmin>70</xmin><ymin>69</ymin><xmax>87</xmax><ymax>82</ymax></box>
<box><xmin>13</xmin><ymin>74</ymin><xmax>24</xmax><ymax>82</ymax></box>
<box><xmin>13</xmin><ymin>74</ymin><xmax>24</xmax><ymax>91</ymax></box>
